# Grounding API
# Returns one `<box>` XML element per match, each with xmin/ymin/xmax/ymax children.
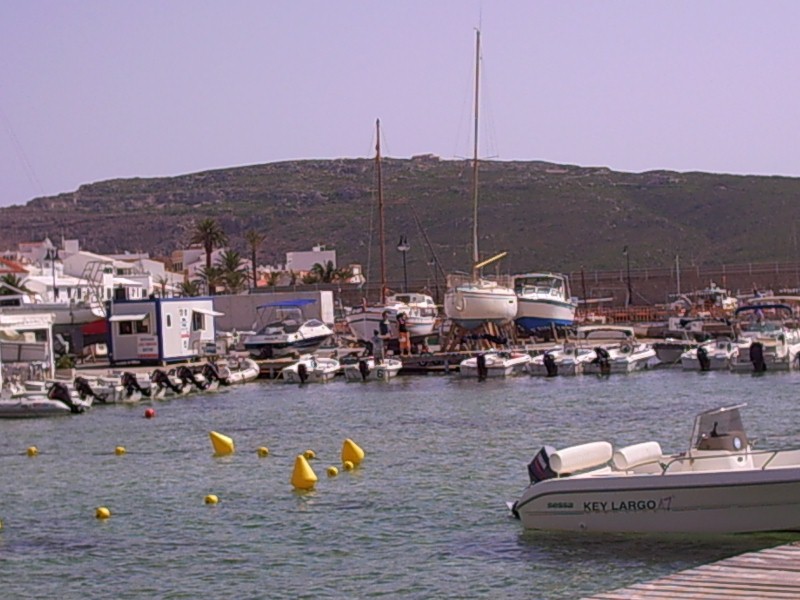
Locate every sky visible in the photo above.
<box><xmin>2</xmin><ymin>1</ymin><xmax>800</xmax><ymax>207</ymax></box>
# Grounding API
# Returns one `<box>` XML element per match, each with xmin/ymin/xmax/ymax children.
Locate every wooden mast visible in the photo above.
<box><xmin>376</xmin><ymin>118</ymin><xmax>387</xmax><ymax>303</ymax></box>
<box><xmin>471</xmin><ymin>29</ymin><xmax>481</xmax><ymax>275</ymax></box>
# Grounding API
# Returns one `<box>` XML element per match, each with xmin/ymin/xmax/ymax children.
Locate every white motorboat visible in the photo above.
<box><xmin>527</xmin><ymin>344</ymin><xmax>595</xmax><ymax>376</ymax></box>
<box><xmin>577</xmin><ymin>326</ymin><xmax>656</xmax><ymax>374</ymax></box>
<box><xmin>443</xmin><ymin>31</ymin><xmax>517</xmax><ymax>331</ymax></box>
<box><xmin>510</xmin><ymin>404</ymin><xmax>800</xmax><ymax>534</ymax></box>
<box><xmin>346</xmin><ymin>293</ymin><xmax>437</xmax><ymax>344</ymax></box>
<box><xmin>680</xmin><ymin>337</ymin><xmax>738</xmax><ymax>371</ymax></box>
<box><xmin>513</xmin><ymin>272</ymin><xmax>577</xmax><ymax>334</ymax></box>
<box><xmin>217</xmin><ymin>357</ymin><xmax>260</xmax><ymax>385</ymax></box>
<box><xmin>342</xmin><ymin>356</ymin><xmax>402</xmax><ymax>382</ymax></box>
<box><xmin>281</xmin><ymin>354</ymin><xmax>341</xmax><ymax>383</ymax></box>
<box><xmin>458</xmin><ymin>351</ymin><xmax>531</xmax><ymax>378</ymax></box>
<box><xmin>149</xmin><ymin>368</ymin><xmax>192</xmax><ymax>399</ymax></box>
<box><xmin>729</xmin><ymin>303</ymin><xmax>800</xmax><ymax>372</ymax></box>
<box><xmin>0</xmin><ymin>381</ymin><xmax>91</xmax><ymax>417</ymax></box>
<box><xmin>243</xmin><ymin>299</ymin><xmax>333</xmax><ymax>359</ymax></box>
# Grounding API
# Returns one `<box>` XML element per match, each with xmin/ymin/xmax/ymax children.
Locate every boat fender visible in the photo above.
<box><xmin>550</xmin><ymin>441</ymin><xmax>613</xmax><ymax>475</ymax></box>
<box><xmin>612</xmin><ymin>442</ymin><xmax>663</xmax><ymax>471</ymax></box>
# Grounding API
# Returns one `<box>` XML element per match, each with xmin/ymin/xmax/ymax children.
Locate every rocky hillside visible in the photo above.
<box><xmin>1</xmin><ymin>157</ymin><xmax>798</xmax><ymax>280</ymax></box>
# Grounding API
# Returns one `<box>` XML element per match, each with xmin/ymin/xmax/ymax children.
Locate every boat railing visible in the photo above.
<box><xmin>658</xmin><ymin>446</ymin><xmax>800</xmax><ymax>473</ymax></box>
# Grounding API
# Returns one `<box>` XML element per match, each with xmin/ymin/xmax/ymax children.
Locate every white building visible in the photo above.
<box><xmin>286</xmin><ymin>245</ymin><xmax>336</xmax><ymax>273</ymax></box>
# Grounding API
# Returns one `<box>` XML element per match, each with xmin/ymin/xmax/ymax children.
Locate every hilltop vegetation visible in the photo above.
<box><xmin>1</xmin><ymin>157</ymin><xmax>797</xmax><ymax>280</ymax></box>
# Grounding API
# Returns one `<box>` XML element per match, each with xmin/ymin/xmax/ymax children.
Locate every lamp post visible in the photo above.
<box><xmin>623</xmin><ymin>246</ymin><xmax>633</xmax><ymax>307</ymax></box>
<box><xmin>397</xmin><ymin>235</ymin><xmax>410</xmax><ymax>292</ymax></box>
<box><xmin>46</xmin><ymin>247</ymin><xmax>58</xmax><ymax>302</ymax></box>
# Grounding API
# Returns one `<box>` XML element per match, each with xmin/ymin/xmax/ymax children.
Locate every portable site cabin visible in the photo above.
<box><xmin>107</xmin><ymin>297</ymin><xmax>223</xmax><ymax>365</ymax></box>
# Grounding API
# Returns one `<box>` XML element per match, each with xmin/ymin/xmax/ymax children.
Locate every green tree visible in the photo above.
<box><xmin>177</xmin><ymin>279</ymin><xmax>202</xmax><ymax>297</ymax></box>
<box><xmin>189</xmin><ymin>218</ymin><xmax>228</xmax><ymax>293</ymax></box>
<box><xmin>216</xmin><ymin>249</ymin><xmax>249</xmax><ymax>294</ymax></box>
<box><xmin>266</xmin><ymin>272</ymin><xmax>281</xmax><ymax>287</ymax></box>
<box><xmin>308</xmin><ymin>261</ymin><xmax>353</xmax><ymax>283</ymax></box>
<box><xmin>154</xmin><ymin>275</ymin><xmax>170</xmax><ymax>298</ymax></box>
<box><xmin>196</xmin><ymin>266</ymin><xmax>225</xmax><ymax>296</ymax></box>
<box><xmin>243</xmin><ymin>229</ymin><xmax>266</xmax><ymax>288</ymax></box>
<box><xmin>0</xmin><ymin>274</ymin><xmax>32</xmax><ymax>296</ymax></box>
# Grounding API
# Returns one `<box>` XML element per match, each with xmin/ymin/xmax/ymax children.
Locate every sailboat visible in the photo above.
<box><xmin>443</xmin><ymin>30</ymin><xmax>517</xmax><ymax>330</ymax></box>
<box><xmin>345</xmin><ymin>120</ymin><xmax>437</xmax><ymax>345</ymax></box>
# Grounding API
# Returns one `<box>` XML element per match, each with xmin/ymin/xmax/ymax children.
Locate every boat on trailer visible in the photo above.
<box><xmin>510</xmin><ymin>404</ymin><xmax>800</xmax><ymax>534</ymax></box>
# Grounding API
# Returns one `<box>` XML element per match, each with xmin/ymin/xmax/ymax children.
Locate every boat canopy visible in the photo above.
<box><xmin>735</xmin><ymin>303</ymin><xmax>792</xmax><ymax>316</ymax></box>
<box><xmin>257</xmin><ymin>299</ymin><xmax>317</xmax><ymax>309</ymax></box>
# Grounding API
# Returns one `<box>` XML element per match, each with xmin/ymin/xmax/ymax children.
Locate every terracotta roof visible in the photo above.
<box><xmin>0</xmin><ymin>258</ymin><xmax>27</xmax><ymax>274</ymax></box>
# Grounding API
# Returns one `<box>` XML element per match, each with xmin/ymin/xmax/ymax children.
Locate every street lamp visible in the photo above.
<box><xmin>397</xmin><ymin>235</ymin><xmax>410</xmax><ymax>292</ymax></box>
<box><xmin>45</xmin><ymin>247</ymin><xmax>58</xmax><ymax>302</ymax></box>
<box><xmin>623</xmin><ymin>245</ymin><xmax>633</xmax><ymax>307</ymax></box>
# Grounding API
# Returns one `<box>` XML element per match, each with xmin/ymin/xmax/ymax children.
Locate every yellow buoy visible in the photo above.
<box><xmin>257</xmin><ymin>446</ymin><xmax>269</xmax><ymax>458</ymax></box>
<box><xmin>209</xmin><ymin>431</ymin><xmax>235</xmax><ymax>456</ymax></box>
<box><xmin>341</xmin><ymin>439</ymin><xmax>365</xmax><ymax>466</ymax></box>
<box><xmin>343</xmin><ymin>460</ymin><xmax>354</xmax><ymax>471</ymax></box>
<box><xmin>327</xmin><ymin>466</ymin><xmax>339</xmax><ymax>477</ymax></box>
<box><xmin>96</xmin><ymin>507</ymin><xmax>111</xmax><ymax>519</ymax></box>
<box><xmin>291</xmin><ymin>454</ymin><xmax>318</xmax><ymax>490</ymax></box>
<box><xmin>27</xmin><ymin>446</ymin><xmax>38</xmax><ymax>457</ymax></box>
<box><xmin>303</xmin><ymin>449</ymin><xmax>316</xmax><ymax>460</ymax></box>
<box><xmin>115</xmin><ymin>446</ymin><xmax>126</xmax><ymax>456</ymax></box>
<box><xmin>204</xmin><ymin>494</ymin><xmax>219</xmax><ymax>505</ymax></box>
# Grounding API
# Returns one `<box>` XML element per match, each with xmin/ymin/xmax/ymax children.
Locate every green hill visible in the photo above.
<box><xmin>1</xmin><ymin>157</ymin><xmax>796</xmax><ymax>280</ymax></box>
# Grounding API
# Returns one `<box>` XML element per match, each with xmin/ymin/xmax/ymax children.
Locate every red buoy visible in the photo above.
<box><xmin>144</xmin><ymin>408</ymin><xmax>155</xmax><ymax>419</ymax></box>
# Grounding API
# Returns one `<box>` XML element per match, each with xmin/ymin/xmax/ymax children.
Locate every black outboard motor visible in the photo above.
<box><xmin>202</xmin><ymin>362</ymin><xmax>229</xmax><ymax>386</ymax></box>
<box><xmin>73</xmin><ymin>376</ymin><xmax>108</xmax><ymax>403</ymax></box>
<box><xmin>543</xmin><ymin>352</ymin><xmax>558</xmax><ymax>377</ymax></box>
<box><xmin>593</xmin><ymin>347</ymin><xmax>611</xmax><ymax>375</ymax></box>
<box><xmin>151</xmin><ymin>369</ymin><xmax>184</xmax><ymax>394</ymax></box>
<box><xmin>527</xmin><ymin>445</ymin><xmax>558</xmax><ymax>484</ymax></box>
<box><xmin>697</xmin><ymin>345</ymin><xmax>711</xmax><ymax>371</ymax></box>
<box><xmin>749</xmin><ymin>342</ymin><xmax>767</xmax><ymax>372</ymax></box>
<box><xmin>177</xmin><ymin>365</ymin><xmax>207</xmax><ymax>390</ymax></box>
<box><xmin>122</xmin><ymin>372</ymin><xmax>152</xmax><ymax>397</ymax></box>
<box><xmin>47</xmin><ymin>382</ymin><xmax>84</xmax><ymax>414</ymax></box>
<box><xmin>297</xmin><ymin>362</ymin><xmax>309</xmax><ymax>384</ymax></box>
<box><xmin>358</xmin><ymin>359</ymin><xmax>370</xmax><ymax>381</ymax></box>
<box><xmin>476</xmin><ymin>353</ymin><xmax>488</xmax><ymax>381</ymax></box>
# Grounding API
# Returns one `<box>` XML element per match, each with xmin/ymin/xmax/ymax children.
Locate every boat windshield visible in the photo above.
<box><xmin>690</xmin><ymin>404</ymin><xmax>748</xmax><ymax>450</ymax></box>
<box><xmin>514</xmin><ymin>276</ymin><xmax>563</xmax><ymax>295</ymax></box>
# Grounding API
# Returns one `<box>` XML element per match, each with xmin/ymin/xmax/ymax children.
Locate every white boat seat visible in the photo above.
<box><xmin>550</xmin><ymin>441</ymin><xmax>613</xmax><ymax>475</ymax></box>
<box><xmin>612</xmin><ymin>441</ymin><xmax>663</xmax><ymax>471</ymax></box>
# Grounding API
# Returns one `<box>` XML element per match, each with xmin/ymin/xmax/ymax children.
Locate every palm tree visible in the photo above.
<box><xmin>154</xmin><ymin>275</ymin><xmax>170</xmax><ymax>298</ymax></box>
<box><xmin>243</xmin><ymin>229</ymin><xmax>266</xmax><ymax>287</ymax></box>
<box><xmin>266</xmin><ymin>272</ymin><xmax>281</xmax><ymax>287</ymax></box>
<box><xmin>177</xmin><ymin>279</ymin><xmax>202</xmax><ymax>297</ymax></box>
<box><xmin>189</xmin><ymin>218</ymin><xmax>228</xmax><ymax>293</ymax></box>
<box><xmin>310</xmin><ymin>261</ymin><xmax>336</xmax><ymax>283</ymax></box>
<box><xmin>196</xmin><ymin>266</ymin><xmax>225</xmax><ymax>296</ymax></box>
<box><xmin>0</xmin><ymin>273</ymin><xmax>32</xmax><ymax>296</ymax></box>
<box><xmin>216</xmin><ymin>249</ymin><xmax>249</xmax><ymax>294</ymax></box>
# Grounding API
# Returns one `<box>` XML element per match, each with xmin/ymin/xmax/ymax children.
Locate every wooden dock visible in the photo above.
<box><xmin>588</xmin><ymin>542</ymin><xmax>800</xmax><ymax>599</ymax></box>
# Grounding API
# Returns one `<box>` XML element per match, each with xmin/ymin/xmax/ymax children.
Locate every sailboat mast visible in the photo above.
<box><xmin>471</xmin><ymin>29</ymin><xmax>481</xmax><ymax>269</ymax></box>
<box><xmin>376</xmin><ymin>118</ymin><xmax>387</xmax><ymax>303</ymax></box>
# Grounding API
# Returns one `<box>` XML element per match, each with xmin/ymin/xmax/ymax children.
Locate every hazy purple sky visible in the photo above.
<box><xmin>2</xmin><ymin>1</ymin><xmax>799</xmax><ymax>207</ymax></box>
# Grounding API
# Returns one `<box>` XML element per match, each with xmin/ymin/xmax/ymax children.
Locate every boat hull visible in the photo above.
<box><xmin>444</xmin><ymin>284</ymin><xmax>517</xmax><ymax>330</ymax></box>
<box><xmin>513</xmin><ymin>467</ymin><xmax>800</xmax><ymax>534</ymax></box>
<box><xmin>515</xmin><ymin>298</ymin><xmax>576</xmax><ymax>332</ymax></box>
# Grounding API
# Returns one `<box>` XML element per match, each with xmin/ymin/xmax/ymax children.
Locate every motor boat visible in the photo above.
<box><xmin>577</xmin><ymin>326</ymin><xmax>656</xmax><ymax>374</ymax></box>
<box><xmin>217</xmin><ymin>358</ymin><xmax>260</xmax><ymax>385</ymax></box>
<box><xmin>444</xmin><ymin>276</ymin><xmax>518</xmax><ymax>330</ymax></box>
<box><xmin>527</xmin><ymin>344</ymin><xmax>595</xmax><ymax>376</ymax></box>
<box><xmin>345</xmin><ymin>293</ymin><xmax>437</xmax><ymax>345</ymax></box>
<box><xmin>680</xmin><ymin>337</ymin><xmax>738</xmax><ymax>371</ymax></box>
<box><xmin>0</xmin><ymin>381</ymin><xmax>91</xmax><ymax>417</ymax></box>
<box><xmin>729</xmin><ymin>303</ymin><xmax>800</xmax><ymax>372</ymax></box>
<box><xmin>510</xmin><ymin>404</ymin><xmax>800</xmax><ymax>534</ymax></box>
<box><xmin>513</xmin><ymin>272</ymin><xmax>577</xmax><ymax>334</ymax></box>
<box><xmin>342</xmin><ymin>356</ymin><xmax>402</xmax><ymax>382</ymax></box>
<box><xmin>458</xmin><ymin>351</ymin><xmax>531</xmax><ymax>378</ymax></box>
<box><xmin>243</xmin><ymin>299</ymin><xmax>333</xmax><ymax>359</ymax></box>
<box><xmin>149</xmin><ymin>369</ymin><xmax>192</xmax><ymax>399</ymax></box>
<box><xmin>281</xmin><ymin>354</ymin><xmax>341</xmax><ymax>383</ymax></box>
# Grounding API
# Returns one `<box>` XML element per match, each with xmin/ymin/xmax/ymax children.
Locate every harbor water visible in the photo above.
<box><xmin>2</xmin><ymin>369</ymin><xmax>799</xmax><ymax>599</ymax></box>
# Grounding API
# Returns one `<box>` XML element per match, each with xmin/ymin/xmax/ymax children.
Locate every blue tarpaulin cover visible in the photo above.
<box><xmin>257</xmin><ymin>299</ymin><xmax>317</xmax><ymax>309</ymax></box>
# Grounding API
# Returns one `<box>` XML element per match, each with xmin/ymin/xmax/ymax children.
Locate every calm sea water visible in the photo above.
<box><xmin>1</xmin><ymin>368</ymin><xmax>799</xmax><ymax>599</ymax></box>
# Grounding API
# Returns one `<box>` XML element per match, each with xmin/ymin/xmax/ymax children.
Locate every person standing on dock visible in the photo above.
<box><xmin>371</xmin><ymin>329</ymin><xmax>385</xmax><ymax>364</ymax></box>
<box><xmin>397</xmin><ymin>312</ymin><xmax>410</xmax><ymax>356</ymax></box>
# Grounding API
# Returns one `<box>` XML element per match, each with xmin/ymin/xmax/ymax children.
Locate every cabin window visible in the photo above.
<box><xmin>136</xmin><ymin>316</ymin><xmax>150</xmax><ymax>334</ymax></box>
<box><xmin>166</xmin><ymin>314</ymin><xmax>172</xmax><ymax>328</ymax></box>
<box><xmin>119</xmin><ymin>321</ymin><xmax>133</xmax><ymax>335</ymax></box>
<box><xmin>192</xmin><ymin>311</ymin><xmax>204</xmax><ymax>331</ymax></box>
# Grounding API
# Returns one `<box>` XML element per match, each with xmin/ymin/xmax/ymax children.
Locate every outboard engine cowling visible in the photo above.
<box><xmin>749</xmin><ymin>342</ymin><xmax>767</xmax><ymax>372</ymax></box>
<box><xmin>543</xmin><ymin>353</ymin><xmax>558</xmax><ymax>377</ymax></box>
<box><xmin>122</xmin><ymin>372</ymin><xmax>151</xmax><ymax>397</ymax></box>
<box><xmin>73</xmin><ymin>376</ymin><xmax>108</xmax><ymax>403</ymax></box>
<box><xmin>297</xmin><ymin>362</ymin><xmax>309</xmax><ymax>384</ymax></box>
<box><xmin>151</xmin><ymin>369</ymin><xmax>184</xmax><ymax>393</ymax></box>
<box><xmin>48</xmin><ymin>382</ymin><xmax>84</xmax><ymax>414</ymax></box>
<box><xmin>177</xmin><ymin>365</ymin><xmax>207</xmax><ymax>390</ymax></box>
<box><xmin>593</xmin><ymin>347</ymin><xmax>611</xmax><ymax>375</ymax></box>
<box><xmin>527</xmin><ymin>445</ymin><xmax>558</xmax><ymax>484</ymax></box>
<box><xmin>476</xmin><ymin>353</ymin><xmax>488</xmax><ymax>381</ymax></box>
<box><xmin>358</xmin><ymin>359</ymin><xmax>370</xmax><ymax>381</ymax></box>
<box><xmin>697</xmin><ymin>345</ymin><xmax>711</xmax><ymax>371</ymax></box>
<box><xmin>202</xmin><ymin>362</ymin><xmax>229</xmax><ymax>386</ymax></box>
